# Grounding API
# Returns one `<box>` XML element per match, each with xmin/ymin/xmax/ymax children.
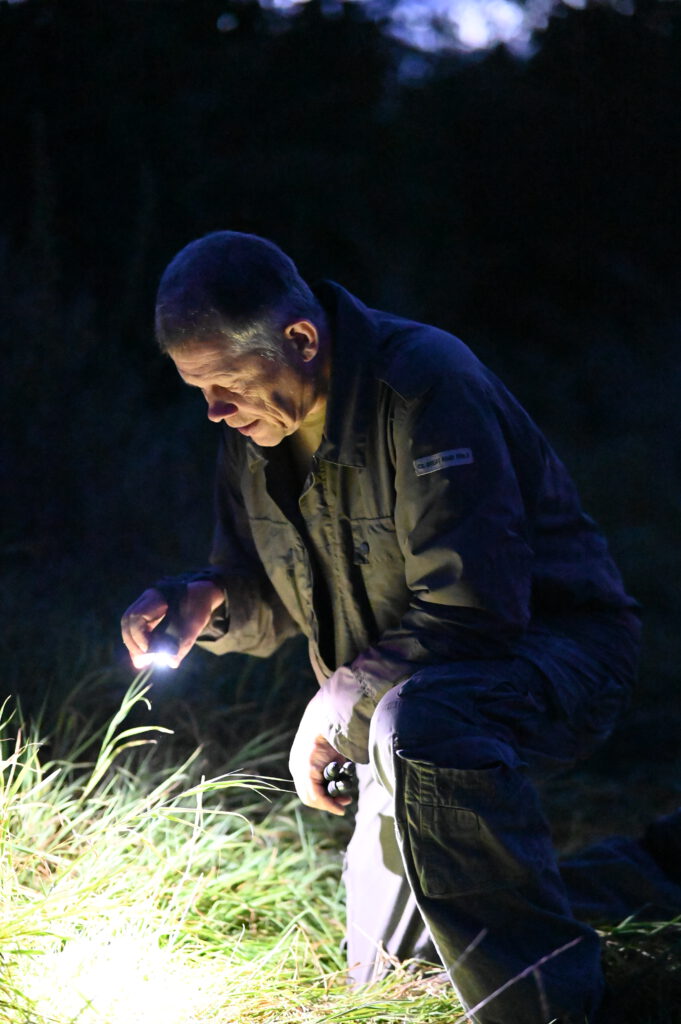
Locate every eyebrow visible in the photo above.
<box><xmin>177</xmin><ymin>367</ymin><xmax>242</xmax><ymax>387</ymax></box>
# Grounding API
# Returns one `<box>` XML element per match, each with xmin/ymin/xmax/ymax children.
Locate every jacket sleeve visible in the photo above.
<box><xmin>196</xmin><ymin>432</ymin><xmax>301</xmax><ymax>658</ymax></box>
<box><xmin>315</xmin><ymin>369</ymin><xmax>539</xmax><ymax>762</ymax></box>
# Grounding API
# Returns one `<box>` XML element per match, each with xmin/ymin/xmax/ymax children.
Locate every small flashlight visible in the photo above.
<box><xmin>147</xmin><ymin>626</ymin><xmax>180</xmax><ymax>668</ymax></box>
<box><xmin>145</xmin><ymin>591</ymin><xmax>183</xmax><ymax>669</ymax></box>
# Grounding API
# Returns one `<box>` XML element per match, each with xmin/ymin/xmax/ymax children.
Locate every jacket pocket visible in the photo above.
<box><xmin>351</xmin><ymin>516</ymin><xmax>400</xmax><ymax>565</ymax></box>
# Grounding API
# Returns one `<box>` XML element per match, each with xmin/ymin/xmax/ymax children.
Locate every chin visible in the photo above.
<box><xmin>253</xmin><ymin>426</ymin><xmax>288</xmax><ymax>447</ymax></box>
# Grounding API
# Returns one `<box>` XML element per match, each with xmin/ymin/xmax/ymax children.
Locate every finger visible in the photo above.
<box><xmin>130</xmin><ymin>613</ymin><xmax>167</xmax><ymax>653</ymax></box>
<box><xmin>307</xmin><ymin>778</ymin><xmax>351</xmax><ymax>816</ymax></box>
<box><xmin>122</xmin><ymin>614</ymin><xmax>167</xmax><ymax>663</ymax></box>
<box><xmin>121</xmin><ymin>620</ymin><xmax>149</xmax><ymax>662</ymax></box>
<box><xmin>169</xmin><ymin>619</ymin><xmax>208</xmax><ymax>666</ymax></box>
<box><xmin>132</xmin><ymin>650</ymin><xmax>180</xmax><ymax>671</ymax></box>
<box><xmin>165</xmin><ymin>585</ymin><xmax>218</xmax><ymax>665</ymax></box>
<box><xmin>130</xmin><ymin>651</ymin><xmax>157</xmax><ymax>670</ymax></box>
<box><xmin>121</xmin><ymin>590</ymin><xmax>168</xmax><ymax>659</ymax></box>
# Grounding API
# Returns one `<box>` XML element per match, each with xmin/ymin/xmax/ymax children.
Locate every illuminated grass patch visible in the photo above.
<box><xmin>0</xmin><ymin>677</ymin><xmax>457</xmax><ymax>1024</ymax></box>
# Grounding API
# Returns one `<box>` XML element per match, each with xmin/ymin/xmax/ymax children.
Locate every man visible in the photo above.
<box><xmin>121</xmin><ymin>230</ymin><xmax>642</xmax><ymax>1022</ymax></box>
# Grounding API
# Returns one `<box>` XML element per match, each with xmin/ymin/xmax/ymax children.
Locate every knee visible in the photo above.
<box><xmin>367</xmin><ymin>682</ymin><xmax>476</xmax><ymax>793</ymax></box>
<box><xmin>368</xmin><ymin>680</ymin><xmax>520</xmax><ymax>790</ymax></box>
<box><xmin>370</xmin><ymin>679</ymin><xmax>451</xmax><ymax>757</ymax></box>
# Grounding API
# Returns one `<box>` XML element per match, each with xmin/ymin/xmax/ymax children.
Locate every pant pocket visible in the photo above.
<box><xmin>399</xmin><ymin>756</ymin><xmax>550</xmax><ymax>899</ymax></box>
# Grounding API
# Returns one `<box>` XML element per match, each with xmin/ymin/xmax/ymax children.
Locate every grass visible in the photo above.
<box><xmin>1</xmin><ymin>673</ymin><xmax>680</xmax><ymax>1024</ymax></box>
<box><xmin>0</xmin><ymin>674</ymin><xmax>458</xmax><ymax>1024</ymax></box>
<box><xmin>599</xmin><ymin>917</ymin><xmax>681</xmax><ymax>1023</ymax></box>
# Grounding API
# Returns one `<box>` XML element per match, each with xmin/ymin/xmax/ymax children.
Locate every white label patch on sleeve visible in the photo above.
<box><xmin>413</xmin><ymin>447</ymin><xmax>474</xmax><ymax>476</ymax></box>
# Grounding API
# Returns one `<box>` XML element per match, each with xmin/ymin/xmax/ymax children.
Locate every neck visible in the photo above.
<box><xmin>294</xmin><ymin>398</ymin><xmax>327</xmax><ymax>458</ymax></box>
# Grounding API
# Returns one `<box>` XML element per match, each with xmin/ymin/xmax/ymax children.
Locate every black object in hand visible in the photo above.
<box><xmin>147</xmin><ymin>591</ymin><xmax>182</xmax><ymax>665</ymax></box>
<box><xmin>323</xmin><ymin>760</ymin><xmax>358</xmax><ymax>799</ymax></box>
<box><xmin>148</xmin><ymin>622</ymin><xmax>180</xmax><ymax>658</ymax></box>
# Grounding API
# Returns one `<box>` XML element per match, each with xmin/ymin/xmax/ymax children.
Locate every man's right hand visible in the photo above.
<box><xmin>121</xmin><ymin>580</ymin><xmax>225</xmax><ymax>669</ymax></box>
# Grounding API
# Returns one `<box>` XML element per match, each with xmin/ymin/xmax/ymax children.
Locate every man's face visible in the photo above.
<box><xmin>170</xmin><ymin>337</ymin><xmax>319</xmax><ymax>447</ymax></box>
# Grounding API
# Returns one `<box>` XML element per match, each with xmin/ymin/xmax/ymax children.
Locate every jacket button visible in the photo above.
<box><xmin>355</xmin><ymin>541</ymin><xmax>370</xmax><ymax>565</ymax></box>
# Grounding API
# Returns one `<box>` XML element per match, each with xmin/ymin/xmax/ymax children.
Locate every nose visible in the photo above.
<box><xmin>206</xmin><ymin>399</ymin><xmax>238</xmax><ymax>423</ymax></box>
<box><xmin>203</xmin><ymin>385</ymin><xmax>240</xmax><ymax>423</ymax></box>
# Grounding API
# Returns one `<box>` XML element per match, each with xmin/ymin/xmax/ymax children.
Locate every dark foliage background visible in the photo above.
<box><xmin>1</xmin><ymin>0</ymin><xmax>680</xmax><ymax>837</ymax></box>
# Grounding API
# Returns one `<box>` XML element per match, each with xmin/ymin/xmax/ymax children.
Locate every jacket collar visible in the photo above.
<box><xmin>244</xmin><ymin>281</ymin><xmax>379</xmax><ymax>471</ymax></box>
<box><xmin>312</xmin><ymin>280</ymin><xmax>379</xmax><ymax>468</ymax></box>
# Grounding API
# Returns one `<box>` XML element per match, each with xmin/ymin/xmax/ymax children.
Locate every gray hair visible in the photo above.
<box><xmin>155</xmin><ymin>231</ymin><xmax>324</xmax><ymax>362</ymax></box>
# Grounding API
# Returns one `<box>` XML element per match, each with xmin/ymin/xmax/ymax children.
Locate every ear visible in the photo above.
<box><xmin>284</xmin><ymin>320</ymin><xmax>319</xmax><ymax>362</ymax></box>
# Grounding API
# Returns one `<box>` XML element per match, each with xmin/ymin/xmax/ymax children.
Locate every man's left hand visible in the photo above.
<box><xmin>289</xmin><ymin>697</ymin><xmax>353</xmax><ymax>816</ymax></box>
